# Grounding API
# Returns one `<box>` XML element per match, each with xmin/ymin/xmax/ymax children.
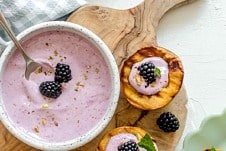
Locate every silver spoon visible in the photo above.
<box><xmin>0</xmin><ymin>11</ymin><xmax>51</xmax><ymax>80</ymax></box>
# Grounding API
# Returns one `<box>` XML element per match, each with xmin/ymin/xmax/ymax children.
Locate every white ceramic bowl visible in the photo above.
<box><xmin>0</xmin><ymin>21</ymin><xmax>120</xmax><ymax>150</ymax></box>
<box><xmin>183</xmin><ymin>110</ymin><xmax>226</xmax><ymax>151</ymax></box>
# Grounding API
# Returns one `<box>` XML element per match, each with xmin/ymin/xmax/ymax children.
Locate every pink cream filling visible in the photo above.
<box><xmin>106</xmin><ymin>133</ymin><xmax>158</xmax><ymax>151</ymax></box>
<box><xmin>1</xmin><ymin>30</ymin><xmax>112</xmax><ymax>143</ymax></box>
<box><xmin>128</xmin><ymin>57</ymin><xmax>169</xmax><ymax>95</ymax></box>
<box><xmin>106</xmin><ymin>133</ymin><xmax>146</xmax><ymax>151</ymax></box>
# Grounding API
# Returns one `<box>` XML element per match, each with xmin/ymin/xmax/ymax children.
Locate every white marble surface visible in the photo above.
<box><xmin>85</xmin><ymin>0</ymin><xmax>144</xmax><ymax>10</ymax></box>
<box><xmin>157</xmin><ymin>0</ymin><xmax>226</xmax><ymax>150</ymax></box>
<box><xmin>1</xmin><ymin>0</ymin><xmax>224</xmax><ymax>150</ymax></box>
<box><xmin>86</xmin><ymin>0</ymin><xmax>226</xmax><ymax>150</ymax></box>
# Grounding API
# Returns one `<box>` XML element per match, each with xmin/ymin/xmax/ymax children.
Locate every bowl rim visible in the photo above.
<box><xmin>0</xmin><ymin>21</ymin><xmax>120</xmax><ymax>150</ymax></box>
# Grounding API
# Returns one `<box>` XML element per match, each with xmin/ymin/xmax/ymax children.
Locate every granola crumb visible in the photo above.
<box><xmin>54</xmin><ymin>50</ymin><xmax>58</xmax><ymax>56</ymax></box>
<box><xmin>54</xmin><ymin>121</ymin><xmax>58</xmax><ymax>126</ymax></box>
<box><xmin>44</xmin><ymin>70</ymin><xmax>53</xmax><ymax>76</ymax></box>
<box><xmin>150</xmin><ymin>81</ymin><xmax>156</xmax><ymax>87</ymax></box>
<box><xmin>79</xmin><ymin>84</ymin><xmax>85</xmax><ymax>88</ymax></box>
<box><xmin>41</xmin><ymin>118</ymin><xmax>47</xmax><ymax>126</ymax></box>
<box><xmin>135</xmin><ymin>73</ymin><xmax>142</xmax><ymax>86</ymax></box>
<box><xmin>95</xmin><ymin>67</ymin><xmax>99</xmax><ymax>73</ymax></box>
<box><xmin>48</xmin><ymin>56</ymin><xmax>53</xmax><ymax>60</ymax></box>
<box><xmin>74</xmin><ymin>82</ymin><xmax>85</xmax><ymax>91</ymax></box>
<box><xmin>83</xmin><ymin>73</ymin><xmax>88</xmax><ymax>80</ymax></box>
<box><xmin>76</xmin><ymin>82</ymin><xmax>81</xmax><ymax>86</ymax></box>
<box><xmin>42</xmin><ymin>103</ymin><xmax>49</xmax><ymax>109</ymax></box>
<box><xmin>86</xmin><ymin>65</ymin><xmax>91</xmax><ymax>69</ymax></box>
<box><xmin>35</xmin><ymin>67</ymin><xmax>43</xmax><ymax>74</ymax></box>
<box><xmin>34</xmin><ymin>126</ymin><xmax>39</xmax><ymax>133</ymax></box>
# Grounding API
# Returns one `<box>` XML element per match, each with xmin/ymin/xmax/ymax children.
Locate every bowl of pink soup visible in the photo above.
<box><xmin>0</xmin><ymin>21</ymin><xmax>120</xmax><ymax>150</ymax></box>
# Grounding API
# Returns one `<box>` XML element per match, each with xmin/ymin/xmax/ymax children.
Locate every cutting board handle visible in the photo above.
<box><xmin>67</xmin><ymin>0</ymin><xmax>190</xmax><ymax>66</ymax></box>
<box><xmin>0</xmin><ymin>0</ymin><xmax>193</xmax><ymax>151</ymax></box>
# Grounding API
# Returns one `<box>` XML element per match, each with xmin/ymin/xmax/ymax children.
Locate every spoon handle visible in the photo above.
<box><xmin>0</xmin><ymin>11</ymin><xmax>30</xmax><ymax>60</ymax></box>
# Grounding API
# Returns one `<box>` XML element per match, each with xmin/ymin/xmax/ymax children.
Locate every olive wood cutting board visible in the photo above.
<box><xmin>0</xmin><ymin>0</ymin><xmax>194</xmax><ymax>150</ymax></box>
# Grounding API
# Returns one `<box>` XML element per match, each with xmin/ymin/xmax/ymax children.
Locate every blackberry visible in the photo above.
<box><xmin>157</xmin><ymin>112</ymin><xmax>180</xmax><ymax>132</ymax></box>
<box><xmin>137</xmin><ymin>61</ymin><xmax>156</xmax><ymax>87</ymax></box>
<box><xmin>118</xmin><ymin>140</ymin><xmax>139</xmax><ymax>151</ymax></box>
<box><xmin>54</xmin><ymin>63</ymin><xmax>72</xmax><ymax>83</ymax></box>
<box><xmin>39</xmin><ymin>81</ymin><xmax>62</xmax><ymax>99</ymax></box>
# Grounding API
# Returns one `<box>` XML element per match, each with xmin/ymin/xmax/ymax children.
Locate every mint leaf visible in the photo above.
<box><xmin>138</xmin><ymin>134</ymin><xmax>156</xmax><ymax>151</ymax></box>
<box><xmin>211</xmin><ymin>147</ymin><xmax>216</xmax><ymax>151</ymax></box>
<box><xmin>154</xmin><ymin>67</ymin><xmax>161</xmax><ymax>77</ymax></box>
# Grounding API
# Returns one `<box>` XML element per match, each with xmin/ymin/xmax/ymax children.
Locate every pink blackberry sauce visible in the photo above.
<box><xmin>1</xmin><ymin>30</ymin><xmax>112</xmax><ymax>142</ymax></box>
<box><xmin>106</xmin><ymin>133</ymin><xmax>146</xmax><ymax>151</ymax></box>
<box><xmin>106</xmin><ymin>133</ymin><xmax>158</xmax><ymax>151</ymax></box>
<box><xmin>129</xmin><ymin>57</ymin><xmax>169</xmax><ymax>95</ymax></box>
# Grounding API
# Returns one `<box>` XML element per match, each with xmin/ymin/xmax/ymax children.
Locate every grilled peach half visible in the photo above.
<box><xmin>97</xmin><ymin>126</ymin><xmax>157</xmax><ymax>151</ymax></box>
<box><xmin>120</xmin><ymin>46</ymin><xmax>184</xmax><ymax>110</ymax></box>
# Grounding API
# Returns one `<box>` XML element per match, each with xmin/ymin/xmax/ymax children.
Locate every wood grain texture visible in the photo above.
<box><xmin>75</xmin><ymin>86</ymin><xmax>188</xmax><ymax>151</ymax></box>
<box><xmin>0</xmin><ymin>0</ymin><xmax>193</xmax><ymax>150</ymax></box>
<box><xmin>67</xmin><ymin>0</ymin><xmax>191</xmax><ymax>150</ymax></box>
<box><xmin>67</xmin><ymin>0</ymin><xmax>194</xmax><ymax>66</ymax></box>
